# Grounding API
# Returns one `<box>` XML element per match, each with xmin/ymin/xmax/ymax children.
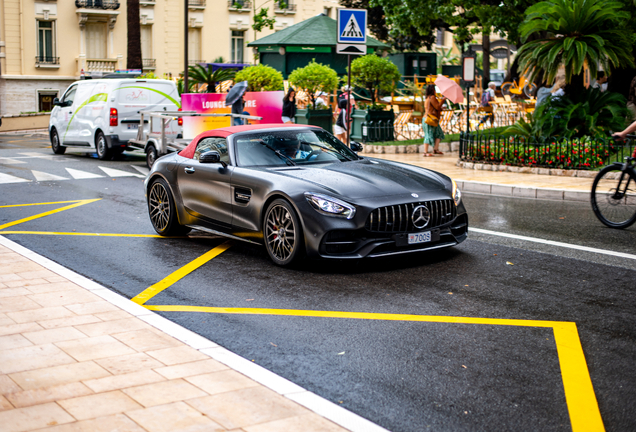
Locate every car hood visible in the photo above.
<box><xmin>268</xmin><ymin>159</ymin><xmax>448</xmax><ymax>199</ymax></box>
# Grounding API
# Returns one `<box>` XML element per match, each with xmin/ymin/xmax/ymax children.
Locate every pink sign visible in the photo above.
<box><xmin>181</xmin><ymin>91</ymin><xmax>284</xmax><ymax>139</ymax></box>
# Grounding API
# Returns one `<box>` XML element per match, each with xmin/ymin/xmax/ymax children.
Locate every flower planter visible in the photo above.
<box><xmin>295</xmin><ymin>108</ymin><xmax>333</xmax><ymax>132</ymax></box>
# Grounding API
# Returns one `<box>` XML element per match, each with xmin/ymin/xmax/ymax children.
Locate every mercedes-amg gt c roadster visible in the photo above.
<box><xmin>145</xmin><ymin>124</ymin><xmax>468</xmax><ymax>266</ymax></box>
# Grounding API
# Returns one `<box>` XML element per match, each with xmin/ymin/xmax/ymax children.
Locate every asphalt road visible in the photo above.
<box><xmin>1</xmin><ymin>134</ymin><xmax>635</xmax><ymax>432</ymax></box>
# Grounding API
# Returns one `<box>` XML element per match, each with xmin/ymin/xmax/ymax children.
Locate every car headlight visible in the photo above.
<box><xmin>304</xmin><ymin>192</ymin><xmax>356</xmax><ymax>219</ymax></box>
<box><xmin>451</xmin><ymin>179</ymin><xmax>462</xmax><ymax>206</ymax></box>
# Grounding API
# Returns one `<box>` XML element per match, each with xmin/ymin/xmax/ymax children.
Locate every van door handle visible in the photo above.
<box><xmin>184</xmin><ymin>167</ymin><xmax>195</xmax><ymax>174</ymax></box>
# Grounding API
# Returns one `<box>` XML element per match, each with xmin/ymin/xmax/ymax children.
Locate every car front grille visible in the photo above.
<box><xmin>365</xmin><ymin>199</ymin><xmax>456</xmax><ymax>233</ymax></box>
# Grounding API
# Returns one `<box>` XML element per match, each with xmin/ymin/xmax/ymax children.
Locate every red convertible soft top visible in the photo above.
<box><xmin>178</xmin><ymin>123</ymin><xmax>320</xmax><ymax>159</ymax></box>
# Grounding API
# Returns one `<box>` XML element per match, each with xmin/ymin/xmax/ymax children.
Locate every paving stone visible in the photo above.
<box><xmin>0</xmin><ymin>402</ymin><xmax>75</xmax><ymax>432</ymax></box>
<box><xmin>125</xmin><ymin>401</ymin><xmax>224</xmax><ymax>432</ymax></box>
<box><xmin>9</xmin><ymin>361</ymin><xmax>111</xmax><ymax>391</ymax></box>
<box><xmin>6</xmin><ymin>382</ymin><xmax>94</xmax><ymax>408</ymax></box>
<box><xmin>56</xmin><ymin>335</ymin><xmax>136</xmax><ymax>362</ymax></box>
<box><xmin>58</xmin><ymin>390</ymin><xmax>142</xmax><ymax>421</ymax></box>
<box><xmin>122</xmin><ymin>379</ymin><xmax>207</xmax><ymax>407</ymax></box>
<box><xmin>0</xmin><ymin>344</ymin><xmax>76</xmax><ymax>374</ymax></box>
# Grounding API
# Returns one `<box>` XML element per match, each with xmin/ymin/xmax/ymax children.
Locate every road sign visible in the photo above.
<box><xmin>337</xmin><ymin>9</ymin><xmax>367</xmax><ymax>44</ymax></box>
<box><xmin>336</xmin><ymin>43</ymin><xmax>366</xmax><ymax>55</ymax></box>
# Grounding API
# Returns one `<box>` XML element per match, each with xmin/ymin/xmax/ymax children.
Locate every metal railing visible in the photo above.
<box><xmin>35</xmin><ymin>56</ymin><xmax>60</xmax><ymax>65</ymax></box>
<box><xmin>228</xmin><ymin>0</ymin><xmax>251</xmax><ymax>8</ymax></box>
<box><xmin>188</xmin><ymin>0</ymin><xmax>206</xmax><ymax>7</ymax></box>
<box><xmin>459</xmin><ymin>133</ymin><xmax>636</xmax><ymax>170</ymax></box>
<box><xmin>75</xmin><ymin>0</ymin><xmax>120</xmax><ymax>9</ymax></box>
<box><xmin>188</xmin><ymin>59</ymin><xmax>206</xmax><ymax>65</ymax></box>
<box><xmin>275</xmin><ymin>2</ymin><xmax>296</xmax><ymax>11</ymax></box>
<box><xmin>142</xmin><ymin>58</ymin><xmax>156</xmax><ymax>69</ymax></box>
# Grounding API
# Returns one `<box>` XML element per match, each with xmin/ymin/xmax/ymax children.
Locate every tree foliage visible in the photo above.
<box><xmin>349</xmin><ymin>55</ymin><xmax>401</xmax><ymax>103</ymax></box>
<box><xmin>288</xmin><ymin>61</ymin><xmax>339</xmax><ymax>109</ymax></box>
<box><xmin>516</xmin><ymin>0</ymin><xmax>635</xmax><ymax>86</ymax></box>
<box><xmin>187</xmin><ymin>65</ymin><xmax>237</xmax><ymax>93</ymax></box>
<box><xmin>234</xmin><ymin>64</ymin><xmax>284</xmax><ymax>91</ymax></box>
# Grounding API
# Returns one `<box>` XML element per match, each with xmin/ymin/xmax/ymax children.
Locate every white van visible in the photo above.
<box><xmin>49</xmin><ymin>78</ymin><xmax>181</xmax><ymax>160</ymax></box>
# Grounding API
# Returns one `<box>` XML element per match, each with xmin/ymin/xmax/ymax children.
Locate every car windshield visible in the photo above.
<box><xmin>234</xmin><ymin>129</ymin><xmax>360</xmax><ymax>167</ymax></box>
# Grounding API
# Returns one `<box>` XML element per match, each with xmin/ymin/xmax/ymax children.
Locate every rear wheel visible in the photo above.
<box><xmin>264</xmin><ymin>199</ymin><xmax>304</xmax><ymax>266</ymax></box>
<box><xmin>50</xmin><ymin>129</ymin><xmax>66</xmax><ymax>155</ymax></box>
<box><xmin>148</xmin><ymin>178</ymin><xmax>192</xmax><ymax>236</ymax></box>
<box><xmin>523</xmin><ymin>83</ymin><xmax>537</xmax><ymax>98</ymax></box>
<box><xmin>501</xmin><ymin>82</ymin><xmax>513</xmax><ymax>97</ymax></box>
<box><xmin>591</xmin><ymin>165</ymin><xmax>636</xmax><ymax>229</ymax></box>
<box><xmin>146</xmin><ymin>144</ymin><xmax>158</xmax><ymax>169</ymax></box>
<box><xmin>95</xmin><ymin>131</ymin><xmax>111</xmax><ymax>160</ymax></box>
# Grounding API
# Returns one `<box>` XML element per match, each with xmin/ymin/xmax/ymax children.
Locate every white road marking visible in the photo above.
<box><xmin>99</xmin><ymin>166</ymin><xmax>145</xmax><ymax>178</ymax></box>
<box><xmin>0</xmin><ymin>173</ymin><xmax>30</xmax><ymax>184</ymax></box>
<box><xmin>0</xmin><ymin>158</ymin><xmax>27</xmax><ymax>164</ymax></box>
<box><xmin>31</xmin><ymin>170</ymin><xmax>68</xmax><ymax>182</ymax></box>
<box><xmin>65</xmin><ymin>168</ymin><xmax>103</xmax><ymax>179</ymax></box>
<box><xmin>469</xmin><ymin>227</ymin><xmax>636</xmax><ymax>260</ymax></box>
<box><xmin>131</xmin><ymin>165</ymin><xmax>149</xmax><ymax>176</ymax></box>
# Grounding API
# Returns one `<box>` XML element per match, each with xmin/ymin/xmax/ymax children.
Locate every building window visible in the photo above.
<box><xmin>436</xmin><ymin>29</ymin><xmax>445</xmax><ymax>47</ymax></box>
<box><xmin>323</xmin><ymin>7</ymin><xmax>332</xmax><ymax>18</ymax></box>
<box><xmin>37</xmin><ymin>20</ymin><xmax>56</xmax><ymax>63</ymax></box>
<box><xmin>231</xmin><ymin>30</ymin><xmax>244</xmax><ymax>63</ymax></box>
<box><xmin>37</xmin><ymin>91</ymin><xmax>59</xmax><ymax>112</ymax></box>
<box><xmin>188</xmin><ymin>28</ymin><xmax>202</xmax><ymax>62</ymax></box>
<box><xmin>141</xmin><ymin>25</ymin><xmax>153</xmax><ymax>59</ymax></box>
<box><xmin>86</xmin><ymin>22</ymin><xmax>108</xmax><ymax>58</ymax></box>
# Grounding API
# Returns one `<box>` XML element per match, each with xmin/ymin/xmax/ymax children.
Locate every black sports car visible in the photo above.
<box><xmin>145</xmin><ymin>124</ymin><xmax>468</xmax><ymax>266</ymax></box>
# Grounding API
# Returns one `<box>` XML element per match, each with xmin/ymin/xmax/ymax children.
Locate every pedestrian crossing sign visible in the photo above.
<box><xmin>337</xmin><ymin>9</ymin><xmax>367</xmax><ymax>44</ymax></box>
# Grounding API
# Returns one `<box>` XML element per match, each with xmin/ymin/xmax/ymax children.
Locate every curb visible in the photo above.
<box><xmin>456</xmin><ymin>160</ymin><xmax>599</xmax><ymax>179</ymax></box>
<box><xmin>458</xmin><ymin>180</ymin><xmax>590</xmax><ymax>202</ymax></box>
<box><xmin>0</xmin><ymin>235</ymin><xmax>389</xmax><ymax>432</ymax></box>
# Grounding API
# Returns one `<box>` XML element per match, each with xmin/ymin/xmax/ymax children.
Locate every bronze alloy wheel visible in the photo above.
<box><xmin>265</xmin><ymin>199</ymin><xmax>302</xmax><ymax>265</ymax></box>
<box><xmin>149</xmin><ymin>180</ymin><xmax>170</xmax><ymax>233</ymax></box>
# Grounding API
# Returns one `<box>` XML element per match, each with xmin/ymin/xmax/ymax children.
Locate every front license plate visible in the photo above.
<box><xmin>408</xmin><ymin>231</ymin><xmax>431</xmax><ymax>244</ymax></box>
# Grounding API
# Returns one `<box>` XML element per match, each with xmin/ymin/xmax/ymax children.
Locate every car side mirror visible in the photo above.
<box><xmin>53</xmin><ymin>98</ymin><xmax>61</xmax><ymax>107</ymax></box>
<box><xmin>350</xmin><ymin>141</ymin><xmax>363</xmax><ymax>152</ymax></box>
<box><xmin>199</xmin><ymin>150</ymin><xmax>227</xmax><ymax>167</ymax></box>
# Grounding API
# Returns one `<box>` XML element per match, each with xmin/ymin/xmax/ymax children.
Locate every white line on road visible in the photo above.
<box><xmin>469</xmin><ymin>227</ymin><xmax>636</xmax><ymax>260</ymax></box>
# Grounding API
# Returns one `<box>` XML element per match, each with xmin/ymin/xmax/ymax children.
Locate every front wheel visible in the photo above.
<box><xmin>501</xmin><ymin>82</ymin><xmax>513</xmax><ymax>97</ymax></box>
<box><xmin>95</xmin><ymin>131</ymin><xmax>111</xmax><ymax>160</ymax></box>
<box><xmin>148</xmin><ymin>178</ymin><xmax>192</xmax><ymax>236</ymax></box>
<box><xmin>50</xmin><ymin>129</ymin><xmax>66</xmax><ymax>155</ymax></box>
<box><xmin>146</xmin><ymin>144</ymin><xmax>158</xmax><ymax>169</ymax></box>
<box><xmin>264</xmin><ymin>199</ymin><xmax>304</xmax><ymax>266</ymax></box>
<box><xmin>591</xmin><ymin>164</ymin><xmax>636</xmax><ymax>229</ymax></box>
<box><xmin>523</xmin><ymin>83</ymin><xmax>537</xmax><ymax>98</ymax></box>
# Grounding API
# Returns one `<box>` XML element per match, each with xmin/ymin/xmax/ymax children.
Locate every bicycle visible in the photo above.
<box><xmin>591</xmin><ymin>135</ymin><xmax>636</xmax><ymax>229</ymax></box>
<box><xmin>501</xmin><ymin>76</ymin><xmax>537</xmax><ymax>98</ymax></box>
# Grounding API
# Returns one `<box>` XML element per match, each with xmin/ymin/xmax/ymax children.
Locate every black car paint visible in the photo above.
<box><xmin>145</xmin><ymin>127</ymin><xmax>468</xmax><ymax>259</ymax></box>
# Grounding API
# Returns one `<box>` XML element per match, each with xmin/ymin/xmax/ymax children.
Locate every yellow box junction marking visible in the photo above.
<box><xmin>131</xmin><ymin>241</ymin><xmax>233</xmax><ymax>305</ymax></box>
<box><xmin>0</xmin><ymin>199</ymin><xmax>101</xmax><ymax>231</ymax></box>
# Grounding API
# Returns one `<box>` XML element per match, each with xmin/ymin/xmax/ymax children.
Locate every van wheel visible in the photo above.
<box><xmin>51</xmin><ymin>129</ymin><xmax>66</xmax><ymax>155</ymax></box>
<box><xmin>96</xmin><ymin>131</ymin><xmax>111</xmax><ymax>160</ymax></box>
<box><xmin>146</xmin><ymin>144</ymin><xmax>158</xmax><ymax>169</ymax></box>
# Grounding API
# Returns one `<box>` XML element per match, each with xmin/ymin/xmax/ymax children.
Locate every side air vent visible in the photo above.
<box><xmin>234</xmin><ymin>187</ymin><xmax>252</xmax><ymax>205</ymax></box>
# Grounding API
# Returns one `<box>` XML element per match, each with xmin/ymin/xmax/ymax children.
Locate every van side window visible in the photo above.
<box><xmin>194</xmin><ymin>137</ymin><xmax>230</xmax><ymax>164</ymax></box>
<box><xmin>62</xmin><ymin>85</ymin><xmax>78</xmax><ymax>106</ymax></box>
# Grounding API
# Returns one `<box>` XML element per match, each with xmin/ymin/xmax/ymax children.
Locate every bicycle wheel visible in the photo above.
<box><xmin>523</xmin><ymin>83</ymin><xmax>537</xmax><ymax>97</ymax></box>
<box><xmin>501</xmin><ymin>83</ymin><xmax>513</xmax><ymax>96</ymax></box>
<box><xmin>591</xmin><ymin>164</ymin><xmax>636</xmax><ymax>229</ymax></box>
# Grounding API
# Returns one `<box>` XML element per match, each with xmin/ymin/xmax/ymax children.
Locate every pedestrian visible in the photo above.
<box><xmin>232</xmin><ymin>95</ymin><xmax>244</xmax><ymax>126</ymax></box>
<box><xmin>315</xmin><ymin>91</ymin><xmax>328</xmax><ymax>108</ymax></box>
<box><xmin>334</xmin><ymin>91</ymin><xmax>355</xmax><ymax>143</ymax></box>
<box><xmin>282</xmin><ymin>88</ymin><xmax>296</xmax><ymax>124</ymax></box>
<box><xmin>592</xmin><ymin>71</ymin><xmax>608</xmax><ymax>92</ymax></box>
<box><xmin>478</xmin><ymin>82</ymin><xmax>496</xmax><ymax>127</ymax></box>
<box><xmin>422</xmin><ymin>84</ymin><xmax>445</xmax><ymax>157</ymax></box>
<box><xmin>626</xmin><ymin>77</ymin><xmax>636</xmax><ymax>123</ymax></box>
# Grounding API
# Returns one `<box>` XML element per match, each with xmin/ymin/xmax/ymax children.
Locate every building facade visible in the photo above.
<box><xmin>0</xmin><ymin>0</ymin><xmax>339</xmax><ymax>116</ymax></box>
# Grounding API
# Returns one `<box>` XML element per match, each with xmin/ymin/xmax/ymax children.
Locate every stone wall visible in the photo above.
<box><xmin>0</xmin><ymin>113</ymin><xmax>50</xmax><ymax>132</ymax></box>
<box><xmin>0</xmin><ymin>79</ymin><xmax>75</xmax><ymax>116</ymax></box>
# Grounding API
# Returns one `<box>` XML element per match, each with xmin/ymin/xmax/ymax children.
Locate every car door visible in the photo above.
<box><xmin>57</xmin><ymin>84</ymin><xmax>78</xmax><ymax>144</ymax></box>
<box><xmin>177</xmin><ymin>137</ymin><xmax>233</xmax><ymax>227</ymax></box>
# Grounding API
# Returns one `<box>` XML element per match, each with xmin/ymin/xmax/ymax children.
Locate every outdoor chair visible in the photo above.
<box><xmin>393</xmin><ymin>110</ymin><xmax>413</xmax><ymax>140</ymax></box>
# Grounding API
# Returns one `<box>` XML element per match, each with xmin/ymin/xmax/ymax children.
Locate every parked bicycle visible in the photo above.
<box><xmin>501</xmin><ymin>76</ymin><xmax>537</xmax><ymax>98</ymax></box>
<box><xmin>591</xmin><ymin>135</ymin><xmax>636</xmax><ymax>228</ymax></box>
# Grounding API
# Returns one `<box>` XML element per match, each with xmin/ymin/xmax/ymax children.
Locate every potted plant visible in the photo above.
<box><xmin>288</xmin><ymin>60</ymin><xmax>339</xmax><ymax>130</ymax></box>
<box><xmin>349</xmin><ymin>55</ymin><xmax>401</xmax><ymax>141</ymax></box>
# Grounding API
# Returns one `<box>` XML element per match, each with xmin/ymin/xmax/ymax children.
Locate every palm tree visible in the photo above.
<box><xmin>516</xmin><ymin>0</ymin><xmax>634</xmax><ymax>87</ymax></box>
<box><xmin>187</xmin><ymin>64</ymin><xmax>238</xmax><ymax>93</ymax></box>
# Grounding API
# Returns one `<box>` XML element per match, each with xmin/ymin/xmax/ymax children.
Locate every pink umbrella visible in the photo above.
<box><xmin>434</xmin><ymin>76</ymin><xmax>464</xmax><ymax>104</ymax></box>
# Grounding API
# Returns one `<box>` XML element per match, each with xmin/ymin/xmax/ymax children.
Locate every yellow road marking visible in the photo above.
<box><xmin>0</xmin><ymin>200</ymin><xmax>88</xmax><ymax>208</ymax></box>
<box><xmin>131</xmin><ymin>241</ymin><xmax>232</xmax><ymax>305</ymax></box>
<box><xmin>144</xmin><ymin>305</ymin><xmax>604</xmax><ymax>431</ymax></box>
<box><xmin>0</xmin><ymin>231</ymin><xmax>167</xmax><ymax>238</ymax></box>
<box><xmin>0</xmin><ymin>199</ymin><xmax>101</xmax><ymax>231</ymax></box>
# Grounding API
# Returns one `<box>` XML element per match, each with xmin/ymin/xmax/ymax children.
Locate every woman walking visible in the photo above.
<box><xmin>282</xmin><ymin>88</ymin><xmax>296</xmax><ymax>124</ymax></box>
<box><xmin>423</xmin><ymin>84</ymin><xmax>446</xmax><ymax>157</ymax></box>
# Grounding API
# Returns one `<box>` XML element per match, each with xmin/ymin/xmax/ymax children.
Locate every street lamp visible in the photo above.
<box><xmin>462</xmin><ymin>48</ymin><xmax>476</xmax><ymax>134</ymax></box>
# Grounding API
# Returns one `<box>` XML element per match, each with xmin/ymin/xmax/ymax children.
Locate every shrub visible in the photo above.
<box><xmin>349</xmin><ymin>55</ymin><xmax>401</xmax><ymax>103</ymax></box>
<box><xmin>234</xmin><ymin>64</ymin><xmax>284</xmax><ymax>91</ymax></box>
<box><xmin>288</xmin><ymin>60</ymin><xmax>338</xmax><ymax>109</ymax></box>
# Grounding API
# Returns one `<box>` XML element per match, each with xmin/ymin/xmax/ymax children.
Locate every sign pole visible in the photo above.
<box><xmin>346</xmin><ymin>54</ymin><xmax>352</xmax><ymax>147</ymax></box>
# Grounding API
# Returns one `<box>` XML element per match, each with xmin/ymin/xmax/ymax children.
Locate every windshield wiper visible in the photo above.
<box><xmin>256</xmin><ymin>140</ymin><xmax>296</xmax><ymax>166</ymax></box>
<box><xmin>299</xmin><ymin>140</ymin><xmax>354</xmax><ymax>161</ymax></box>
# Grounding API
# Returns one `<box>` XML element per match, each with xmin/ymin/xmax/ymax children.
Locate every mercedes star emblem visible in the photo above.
<box><xmin>411</xmin><ymin>193</ymin><xmax>419</xmax><ymax>198</ymax></box>
<box><xmin>411</xmin><ymin>205</ymin><xmax>430</xmax><ymax>229</ymax></box>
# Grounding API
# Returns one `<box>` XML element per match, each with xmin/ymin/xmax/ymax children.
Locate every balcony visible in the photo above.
<box><xmin>188</xmin><ymin>0</ymin><xmax>205</xmax><ymax>9</ymax></box>
<box><xmin>35</xmin><ymin>56</ymin><xmax>60</xmax><ymax>68</ymax></box>
<box><xmin>142</xmin><ymin>58</ymin><xmax>156</xmax><ymax>70</ymax></box>
<box><xmin>86</xmin><ymin>59</ymin><xmax>117</xmax><ymax>72</ymax></box>
<box><xmin>228</xmin><ymin>0</ymin><xmax>251</xmax><ymax>11</ymax></box>
<box><xmin>75</xmin><ymin>0</ymin><xmax>120</xmax><ymax>9</ymax></box>
<box><xmin>274</xmin><ymin>2</ymin><xmax>296</xmax><ymax>14</ymax></box>
<box><xmin>188</xmin><ymin>59</ymin><xmax>206</xmax><ymax>65</ymax></box>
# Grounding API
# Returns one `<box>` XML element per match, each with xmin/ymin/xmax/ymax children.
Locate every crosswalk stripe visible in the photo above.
<box><xmin>0</xmin><ymin>158</ymin><xmax>27</xmax><ymax>165</ymax></box>
<box><xmin>99</xmin><ymin>166</ymin><xmax>145</xmax><ymax>178</ymax></box>
<box><xmin>0</xmin><ymin>173</ymin><xmax>30</xmax><ymax>184</ymax></box>
<box><xmin>65</xmin><ymin>168</ymin><xmax>103</xmax><ymax>179</ymax></box>
<box><xmin>31</xmin><ymin>170</ymin><xmax>68</xmax><ymax>182</ymax></box>
<box><xmin>131</xmin><ymin>165</ymin><xmax>149</xmax><ymax>176</ymax></box>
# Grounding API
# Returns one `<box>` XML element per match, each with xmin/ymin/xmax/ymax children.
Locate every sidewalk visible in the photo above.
<box><xmin>0</xmin><ymin>237</ymin><xmax>385</xmax><ymax>432</ymax></box>
<box><xmin>372</xmin><ymin>153</ymin><xmax>595</xmax><ymax>201</ymax></box>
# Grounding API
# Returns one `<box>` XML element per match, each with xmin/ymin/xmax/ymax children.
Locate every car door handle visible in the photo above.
<box><xmin>184</xmin><ymin>167</ymin><xmax>195</xmax><ymax>174</ymax></box>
